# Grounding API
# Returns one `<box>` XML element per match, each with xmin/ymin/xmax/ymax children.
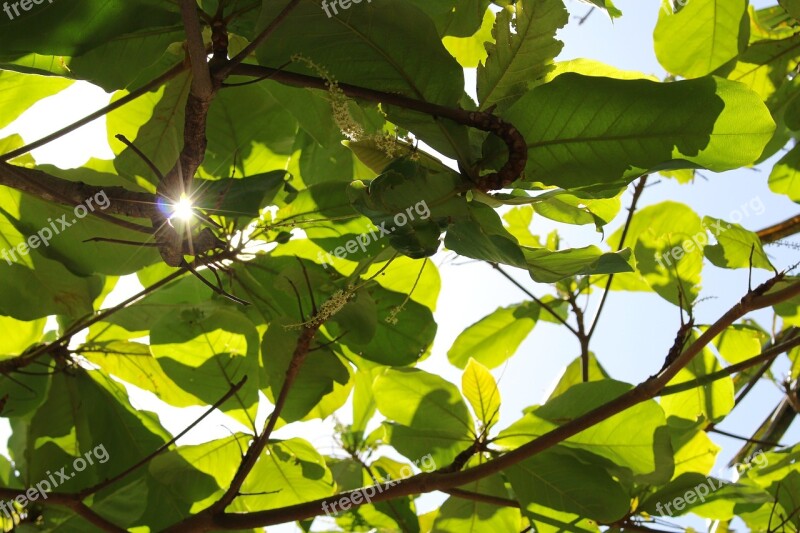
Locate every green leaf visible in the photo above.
<box><xmin>442</xmin><ymin>9</ymin><xmax>495</xmax><ymax>69</ymax></box>
<box><xmin>669</xmin><ymin>420</ymin><xmax>721</xmax><ymax>478</ymax></box>
<box><xmin>0</xmin><ymin>70</ymin><xmax>72</xmax><ymax>129</ymax></box>
<box><xmin>66</xmin><ymin>28</ymin><xmax>183</xmax><ymax>91</ymax></box>
<box><xmin>0</xmin><ymin>249</ymin><xmax>102</xmax><ymax>321</ymax></box>
<box><xmin>193</xmin><ymin>171</ymin><xmax>287</xmax><ymax>221</ymax></box>
<box><xmin>506</xmin><ymin>447</ymin><xmax>630</xmax><ymax>522</ymax></box>
<box><xmin>81</xmin><ymin>340</ymin><xmax>215</xmax><ymax>409</ymax></box>
<box><xmin>579</xmin><ymin>0</ymin><xmax>621</xmax><ymax>18</ymax></box>
<box><xmin>9</xmin><ymin>369</ymin><xmax>168</xmax><ymax>493</ymax></box>
<box><xmin>448</xmin><ymin>302</ymin><xmax>539</xmax><ymax>369</ymax></box>
<box><xmin>661</xmin><ymin>335</ymin><xmax>735</xmax><ymax>423</ymax></box>
<box><xmin>406</xmin><ymin>0</ymin><xmax>492</xmax><ymax>37</ymax></box>
<box><xmin>477</xmin><ymin>0</ymin><xmax>568</xmax><ymax>111</ymax></box>
<box><xmin>655</xmin><ymin>0</ymin><xmax>749</xmax><ymax>78</ymax></box>
<box><xmin>256</xmin><ymin>1</ymin><xmax>463</xmax><ymax>107</ymax></box>
<box><xmin>497</xmin><ymin>380</ymin><xmax>671</xmax><ymax>480</ymax></box>
<box><xmin>547</xmin><ymin>354</ymin><xmax>610</xmax><ymax>401</ymax></box>
<box><xmin>374</xmin><ymin>368</ymin><xmax>475</xmax><ymax>467</ymax></box>
<box><xmin>524</xmin><ymin>246</ymin><xmax>633</xmax><ymax>283</ymax></box>
<box><xmin>769</xmin><ymin>141</ymin><xmax>800</xmax><ymax>202</ymax></box>
<box><xmin>433</xmin><ymin>469</ymin><xmax>520</xmax><ymax>532</ymax></box>
<box><xmin>0</xmin><ymin>359</ymin><xmax>51</xmax><ymax>418</ymax></box>
<box><xmin>349</xmin><ymin>159</ymin><xmax>468</xmax><ymax>259</ymax></box>
<box><xmin>262</xmin><ymin>318</ymin><xmax>351</xmax><ymax>423</ymax></box>
<box><xmin>703</xmin><ymin>216</ymin><xmax>773</xmax><ymax>270</ymax></box>
<box><xmin>609</xmin><ymin>201</ymin><xmax>705</xmax><ymax>306</ymax></box>
<box><xmin>148</xmin><ymin>436</ymin><xmax>240</xmax><ymax>514</ymax></box>
<box><xmin>711</xmin><ymin>324</ymin><xmax>769</xmax><ymax>364</ymax></box>
<box><xmin>461</xmin><ymin>359</ymin><xmax>501</xmax><ymax>430</ymax></box>
<box><xmin>722</xmin><ymin>33</ymin><xmax>800</xmax><ymax>101</ymax></box>
<box><xmin>150</xmin><ymin>307</ymin><xmax>261</xmax><ymax>426</ymax></box>
<box><xmin>199</xmin><ymin>83</ymin><xmax>298</xmax><ymax>181</ymax></box>
<box><xmin>0</xmin><ymin>314</ymin><xmax>43</xmax><ymax>355</ymax></box>
<box><xmin>109</xmin><ymin>72</ymin><xmax>190</xmax><ymax>185</ymax></box>
<box><xmin>0</xmin><ymin>1</ymin><xmax>179</xmax><ymax>57</ymax></box>
<box><xmin>233</xmin><ymin>438</ymin><xmax>336</xmax><ymax>511</ymax></box>
<box><xmin>490</xmin><ymin>74</ymin><xmax>775</xmax><ymax>189</ymax></box>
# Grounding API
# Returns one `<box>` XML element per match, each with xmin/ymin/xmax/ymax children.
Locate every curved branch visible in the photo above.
<box><xmin>228</xmin><ymin>63</ymin><xmax>527</xmax><ymax>191</ymax></box>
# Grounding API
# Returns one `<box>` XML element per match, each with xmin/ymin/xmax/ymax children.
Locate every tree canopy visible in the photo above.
<box><xmin>0</xmin><ymin>0</ymin><xmax>799</xmax><ymax>532</ymax></box>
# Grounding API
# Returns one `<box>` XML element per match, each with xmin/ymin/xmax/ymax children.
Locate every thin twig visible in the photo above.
<box><xmin>80</xmin><ymin>377</ymin><xmax>247</xmax><ymax>497</ymax></box>
<box><xmin>214</xmin><ymin>0</ymin><xmax>302</xmax><ymax>80</ymax></box>
<box><xmin>708</xmin><ymin>427</ymin><xmax>786</xmax><ymax>448</ymax></box>
<box><xmin>586</xmin><ymin>175</ymin><xmax>649</xmax><ymax>341</ymax></box>
<box><xmin>660</xmin><ymin>333</ymin><xmax>800</xmax><ymax>396</ymax></box>
<box><xmin>1</xmin><ymin>62</ymin><xmax>186</xmax><ymax>162</ymax></box>
<box><xmin>488</xmin><ymin>262</ymin><xmax>577</xmax><ymax>335</ymax></box>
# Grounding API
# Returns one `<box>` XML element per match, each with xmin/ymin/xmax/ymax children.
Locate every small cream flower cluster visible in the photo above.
<box><xmin>291</xmin><ymin>54</ymin><xmax>364</xmax><ymax>141</ymax></box>
<box><xmin>284</xmin><ymin>286</ymin><xmax>355</xmax><ymax>330</ymax></box>
<box><xmin>311</xmin><ymin>288</ymin><xmax>353</xmax><ymax>326</ymax></box>
<box><xmin>290</xmin><ymin>54</ymin><xmax>416</xmax><ymax>159</ymax></box>
<box><xmin>385</xmin><ymin>302</ymin><xmax>406</xmax><ymax>325</ymax></box>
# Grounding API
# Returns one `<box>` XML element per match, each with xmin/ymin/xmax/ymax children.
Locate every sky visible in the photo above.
<box><xmin>0</xmin><ymin>0</ymin><xmax>797</xmax><ymax>531</ymax></box>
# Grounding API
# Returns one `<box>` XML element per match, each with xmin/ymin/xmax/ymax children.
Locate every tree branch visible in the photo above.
<box><xmin>0</xmin><ymin>162</ymin><xmax>155</xmax><ymax>222</ymax></box>
<box><xmin>164</xmin><ymin>324</ymin><xmax>320</xmax><ymax>532</ymax></box>
<box><xmin>660</xmin><ymin>331</ymin><xmax>800</xmax><ymax>396</ymax></box>
<box><xmin>757</xmin><ymin>213</ymin><xmax>800</xmax><ymax>243</ymax></box>
<box><xmin>179</xmin><ymin>0</ymin><xmax>213</xmax><ymax>99</ymax></box>
<box><xmin>228</xmin><ymin>63</ymin><xmax>527</xmax><ymax>191</ymax></box>
<box><xmin>190</xmin><ymin>276</ymin><xmax>800</xmax><ymax>529</ymax></box>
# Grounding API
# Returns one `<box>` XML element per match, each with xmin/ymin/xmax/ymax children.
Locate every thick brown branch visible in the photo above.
<box><xmin>165</xmin><ymin>324</ymin><xmax>320</xmax><ymax>532</ymax></box>
<box><xmin>0</xmin><ymin>163</ymin><xmax>155</xmax><ymax>220</ymax></box>
<box><xmin>217</xmin><ymin>325</ymin><xmax>318</xmax><ymax>508</ymax></box>
<box><xmin>757</xmin><ymin>213</ymin><xmax>800</xmax><ymax>243</ymax></box>
<box><xmin>183</xmin><ymin>276</ymin><xmax>800</xmax><ymax>530</ymax></box>
<box><xmin>179</xmin><ymin>0</ymin><xmax>214</xmax><ymax>99</ymax></box>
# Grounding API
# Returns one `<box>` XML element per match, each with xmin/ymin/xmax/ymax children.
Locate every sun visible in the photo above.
<box><xmin>171</xmin><ymin>194</ymin><xmax>194</xmax><ymax>221</ymax></box>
